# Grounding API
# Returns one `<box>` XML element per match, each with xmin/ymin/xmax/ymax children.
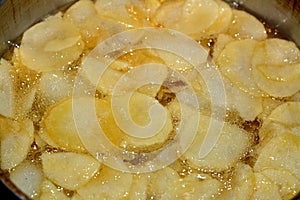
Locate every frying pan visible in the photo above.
<box><xmin>0</xmin><ymin>0</ymin><xmax>299</xmax><ymax>199</ymax></box>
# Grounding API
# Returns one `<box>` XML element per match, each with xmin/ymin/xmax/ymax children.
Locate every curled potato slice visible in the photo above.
<box><xmin>216</xmin><ymin>39</ymin><xmax>265</xmax><ymax>97</ymax></box>
<box><xmin>95</xmin><ymin>0</ymin><xmax>145</xmax><ymax>28</ymax></box>
<box><xmin>154</xmin><ymin>0</ymin><xmax>219</xmax><ymax>37</ymax></box>
<box><xmin>0</xmin><ymin>117</ymin><xmax>34</xmax><ymax>170</ymax></box>
<box><xmin>76</xmin><ymin>166</ymin><xmax>133</xmax><ymax>199</ymax></box>
<box><xmin>268</xmin><ymin>102</ymin><xmax>300</xmax><ymax>129</ymax></box>
<box><xmin>81</xmin><ymin>57</ymin><xmax>124</xmax><ymax>95</ymax></box>
<box><xmin>219</xmin><ymin>163</ymin><xmax>255</xmax><ymax>200</ymax></box>
<box><xmin>254</xmin><ymin>132</ymin><xmax>300</xmax><ymax>180</ymax></box>
<box><xmin>227</xmin><ymin>10</ymin><xmax>267</xmax><ymax>40</ymax></box>
<box><xmin>260</xmin><ymin>169</ymin><xmax>300</xmax><ymax>200</ymax></box>
<box><xmin>44</xmin><ymin>98</ymin><xmax>87</xmax><ymax>152</ymax></box>
<box><xmin>10</xmin><ymin>161</ymin><xmax>43</xmax><ymax>199</ymax></box>
<box><xmin>224</xmin><ymin>78</ymin><xmax>263</xmax><ymax>121</ymax></box>
<box><xmin>212</xmin><ymin>34</ymin><xmax>234</xmax><ymax>62</ymax></box>
<box><xmin>204</xmin><ymin>0</ymin><xmax>233</xmax><ymax>37</ymax></box>
<box><xmin>251</xmin><ymin>39</ymin><xmax>300</xmax><ymax>97</ymax></box>
<box><xmin>20</xmin><ymin>15</ymin><xmax>84</xmax><ymax>72</ymax></box>
<box><xmin>251</xmin><ymin>173</ymin><xmax>282</xmax><ymax>200</ymax></box>
<box><xmin>252</xmin><ymin>38</ymin><xmax>300</xmax><ymax>66</ymax></box>
<box><xmin>64</xmin><ymin>0</ymin><xmax>105</xmax><ymax>49</ymax></box>
<box><xmin>183</xmin><ymin>115</ymin><xmax>250</xmax><ymax>171</ymax></box>
<box><xmin>39</xmin><ymin>179</ymin><xmax>70</xmax><ymax>200</ymax></box>
<box><xmin>260</xmin><ymin>102</ymin><xmax>300</xmax><ymax>140</ymax></box>
<box><xmin>97</xmin><ymin>92</ymin><xmax>173</xmax><ymax>151</ymax></box>
<box><xmin>41</xmin><ymin>152</ymin><xmax>100</xmax><ymax>190</ymax></box>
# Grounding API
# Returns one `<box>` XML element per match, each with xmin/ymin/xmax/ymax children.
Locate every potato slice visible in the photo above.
<box><xmin>81</xmin><ymin>57</ymin><xmax>124</xmax><ymax>95</ymax></box>
<box><xmin>252</xmin><ymin>38</ymin><xmax>300</xmax><ymax>67</ymax></box>
<box><xmin>219</xmin><ymin>163</ymin><xmax>255</xmax><ymax>200</ymax></box>
<box><xmin>129</xmin><ymin>174</ymin><xmax>150</xmax><ymax>200</ymax></box>
<box><xmin>44</xmin><ymin>98</ymin><xmax>87</xmax><ymax>152</ymax></box>
<box><xmin>204</xmin><ymin>0</ymin><xmax>233</xmax><ymax>37</ymax></box>
<box><xmin>39</xmin><ymin>179</ymin><xmax>70</xmax><ymax>200</ymax></box>
<box><xmin>175</xmin><ymin>173</ymin><xmax>223</xmax><ymax>199</ymax></box>
<box><xmin>120</xmin><ymin>92</ymin><xmax>173</xmax><ymax>146</ymax></box>
<box><xmin>216</xmin><ymin>39</ymin><xmax>265</xmax><ymax>97</ymax></box>
<box><xmin>41</xmin><ymin>152</ymin><xmax>100</xmax><ymax>190</ymax></box>
<box><xmin>20</xmin><ymin>15</ymin><xmax>84</xmax><ymax>72</ymax></box>
<box><xmin>184</xmin><ymin>115</ymin><xmax>251</xmax><ymax>171</ymax></box>
<box><xmin>0</xmin><ymin>59</ymin><xmax>14</xmax><ymax>117</ymax></box>
<box><xmin>254</xmin><ymin>132</ymin><xmax>300</xmax><ymax>180</ymax></box>
<box><xmin>76</xmin><ymin>166</ymin><xmax>133</xmax><ymax>199</ymax></box>
<box><xmin>227</xmin><ymin>10</ymin><xmax>267</xmax><ymax>41</ymax></box>
<box><xmin>268</xmin><ymin>102</ymin><xmax>300</xmax><ymax>127</ymax></box>
<box><xmin>251</xmin><ymin>39</ymin><xmax>300</xmax><ymax>97</ymax></box>
<box><xmin>224</xmin><ymin>78</ymin><xmax>262</xmax><ymax>121</ymax></box>
<box><xmin>251</xmin><ymin>173</ymin><xmax>281</xmax><ymax>200</ymax></box>
<box><xmin>212</xmin><ymin>34</ymin><xmax>234</xmax><ymax>61</ymax></box>
<box><xmin>95</xmin><ymin>0</ymin><xmax>145</xmax><ymax>28</ymax></box>
<box><xmin>148</xmin><ymin>167</ymin><xmax>181</xmax><ymax>199</ymax></box>
<box><xmin>261</xmin><ymin>102</ymin><xmax>300</xmax><ymax>138</ymax></box>
<box><xmin>260</xmin><ymin>169</ymin><xmax>300</xmax><ymax>200</ymax></box>
<box><xmin>0</xmin><ymin>117</ymin><xmax>34</xmax><ymax>170</ymax></box>
<box><xmin>39</xmin><ymin>71</ymin><xmax>74</xmax><ymax>103</ymax></box>
<box><xmin>252</xmin><ymin>63</ymin><xmax>300</xmax><ymax>97</ymax></box>
<box><xmin>154</xmin><ymin>0</ymin><xmax>219</xmax><ymax>37</ymax></box>
<box><xmin>97</xmin><ymin>92</ymin><xmax>173</xmax><ymax>151</ymax></box>
<box><xmin>64</xmin><ymin>0</ymin><xmax>105</xmax><ymax>49</ymax></box>
<box><xmin>10</xmin><ymin>161</ymin><xmax>43</xmax><ymax>199</ymax></box>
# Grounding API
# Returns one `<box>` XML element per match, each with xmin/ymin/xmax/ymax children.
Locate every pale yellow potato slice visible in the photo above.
<box><xmin>148</xmin><ymin>167</ymin><xmax>181</xmax><ymax>199</ymax></box>
<box><xmin>212</xmin><ymin>34</ymin><xmax>235</xmax><ymax>60</ymax></box>
<box><xmin>254</xmin><ymin>132</ymin><xmax>300</xmax><ymax>180</ymax></box>
<box><xmin>96</xmin><ymin>93</ymin><xmax>173</xmax><ymax>151</ymax></box>
<box><xmin>183</xmin><ymin>115</ymin><xmax>251</xmax><ymax>171</ymax></box>
<box><xmin>129</xmin><ymin>174</ymin><xmax>150</xmax><ymax>200</ymax></box>
<box><xmin>175</xmin><ymin>173</ymin><xmax>223</xmax><ymax>199</ymax></box>
<box><xmin>64</xmin><ymin>0</ymin><xmax>105</xmax><ymax>49</ymax></box>
<box><xmin>218</xmin><ymin>163</ymin><xmax>255</xmax><ymax>200</ymax></box>
<box><xmin>0</xmin><ymin>59</ymin><xmax>36</xmax><ymax>118</ymax></box>
<box><xmin>252</xmin><ymin>38</ymin><xmax>300</xmax><ymax>67</ymax></box>
<box><xmin>41</xmin><ymin>152</ymin><xmax>100</xmax><ymax>190</ymax></box>
<box><xmin>76</xmin><ymin>166</ymin><xmax>133</xmax><ymax>199</ymax></box>
<box><xmin>252</xmin><ymin>63</ymin><xmax>300</xmax><ymax>97</ymax></box>
<box><xmin>204</xmin><ymin>0</ymin><xmax>233</xmax><ymax>37</ymax></box>
<box><xmin>39</xmin><ymin>179</ymin><xmax>70</xmax><ymax>200</ymax></box>
<box><xmin>44</xmin><ymin>98</ymin><xmax>87</xmax><ymax>152</ymax></box>
<box><xmin>261</xmin><ymin>102</ymin><xmax>300</xmax><ymax>137</ymax></box>
<box><xmin>216</xmin><ymin>39</ymin><xmax>266</xmax><ymax>97</ymax></box>
<box><xmin>227</xmin><ymin>10</ymin><xmax>267</xmax><ymax>41</ymax></box>
<box><xmin>260</xmin><ymin>169</ymin><xmax>300</xmax><ymax>200</ymax></box>
<box><xmin>81</xmin><ymin>57</ymin><xmax>124</xmax><ymax>95</ymax></box>
<box><xmin>0</xmin><ymin>117</ymin><xmax>34</xmax><ymax>170</ymax></box>
<box><xmin>268</xmin><ymin>102</ymin><xmax>300</xmax><ymax>127</ymax></box>
<box><xmin>154</xmin><ymin>49</ymin><xmax>194</xmax><ymax>72</ymax></box>
<box><xmin>0</xmin><ymin>59</ymin><xmax>14</xmax><ymax>117</ymax></box>
<box><xmin>224</xmin><ymin>78</ymin><xmax>262</xmax><ymax>121</ymax></box>
<box><xmin>154</xmin><ymin>0</ymin><xmax>219</xmax><ymax>37</ymax></box>
<box><xmin>251</xmin><ymin>173</ymin><xmax>282</xmax><ymax>200</ymax></box>
<box><xmin>95</xmin><ymin>0</ymin><xmax>145</xmax><ymax>28</ymax></box>
<box><xmin>10</xmin><ymin>161</ymin><xmax>43</xmax><ymax>199</ymax></box>
<box><xmin>251</xmin><ymin>39</ymin><xmax>300</xmax><ymax>97</ymax></box>
<box><xmin>20</xmin><ymin>15</ymin><xmax>84</xmax><ymax>72</ymax></box>
<box><xmin>39</xmin><ymin>71</ymin><xmax>74</xmax><ymax>103</ymax></box>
